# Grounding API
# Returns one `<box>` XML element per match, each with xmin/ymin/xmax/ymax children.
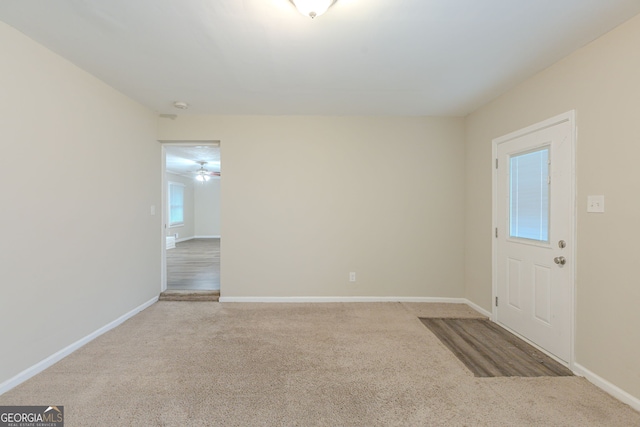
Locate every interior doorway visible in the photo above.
<box><xmin>160</xmin><ymin>141</ymin><xmax>221</xmax><ymax>295</ymax></box>
<box><xmin>492</xmin><ymin>111</ymin><xmax>576</xmax><ymax>365</ymax></box>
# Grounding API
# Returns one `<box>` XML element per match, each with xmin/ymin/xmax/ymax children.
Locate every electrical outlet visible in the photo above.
<box><xmin>349</xmin><ymin>272</ymin><xmax>356</xmax><ymax>282</ymax></box>
<box><xmin>587</xmin><ymin>195</ymin><xmax>605</xmax><ymax>213</ymax></box>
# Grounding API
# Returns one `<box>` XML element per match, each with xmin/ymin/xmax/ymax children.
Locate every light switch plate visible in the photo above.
<box><xmin>587</xmin><ymin>195</ymin><xmax>605</xmax><ymax>213</ymax></box>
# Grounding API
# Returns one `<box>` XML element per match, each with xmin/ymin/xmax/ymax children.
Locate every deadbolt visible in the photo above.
<box><xmin>554</xmin><ymin>256</ymin><xmax>567</xmax><ymax>266</ymax></box>
<box><xmin>558</xmin><ymin>240</ymin><xmax>566</xmax><ymax>249</ymax></box>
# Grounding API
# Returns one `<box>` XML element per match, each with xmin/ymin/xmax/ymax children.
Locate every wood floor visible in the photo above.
<box><xmin>166</xmin><ymin>238</ymin><xmax>220</xmax><ymax>291</ymax></box>
<box><xmin>420</xmin><ymin>318</ymin><xmax>573</xmax><ymax>377</ymax></box>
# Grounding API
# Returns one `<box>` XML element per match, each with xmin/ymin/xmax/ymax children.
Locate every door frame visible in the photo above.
<box><xmin>159</xmin><ymin>140</ymin><xmax>220</xmax><ymax>293</ymax></box>
<box><xmin>491</xmin><ymin>110</ymin><xmax>577</xmax><ymax>368</ymax></box>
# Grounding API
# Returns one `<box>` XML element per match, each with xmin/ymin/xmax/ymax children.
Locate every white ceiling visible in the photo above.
<box><xmin>1</xmin><ymin>1</ymin><xmax>640</xmax><ymax>116</ymax></box>
<box><xmin>165</xmin><ymin>145</ymin><xmax>221</xmax><ymax>177</ymax></box>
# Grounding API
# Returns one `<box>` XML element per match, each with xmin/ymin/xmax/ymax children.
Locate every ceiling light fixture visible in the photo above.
<box><xmin>289</xmin><ymin>0</ymin><xmax>337</xmax><ymax>19</ymax></box>
<box><xmin>195</xmin><ymin>161</ymin><xmax>211</xmax><ymax>182</ymax></box>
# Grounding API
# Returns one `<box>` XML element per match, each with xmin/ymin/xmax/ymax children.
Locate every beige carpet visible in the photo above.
<box><xmin>1</xmin><ymin>302</ymin><xmax>638</xmax><ymax>426</ymax></box>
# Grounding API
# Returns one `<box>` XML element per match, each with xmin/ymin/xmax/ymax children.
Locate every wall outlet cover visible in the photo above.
<box><xmin>587</xmin><ymin>195</ymin><xmax>605</xmax><ymax>213</ymax></box>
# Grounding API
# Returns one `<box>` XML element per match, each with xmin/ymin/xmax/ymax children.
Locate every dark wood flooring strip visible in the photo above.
<box><xmin>450</xmin><ymin>320</ymin><xmax>531</xmax><ymax>377</ymax></box>
<box><xmin>482</xmin><ymin>321</ymin><xmax>570</xmax><ymax>376</ymax></box>
<box><xmin>445</xmin><ymin>319</ymin><xmax>510</xmax><ymax>377</ymax></box>
<box><xmin>425</xmin><ymin>319</ymin><xmax>499</xmax><ymax>377</ymax></box>
<box><xmin>419</xmin><ymin>318</ymin><xmax>573</xmax><ymax>378</ymax></box>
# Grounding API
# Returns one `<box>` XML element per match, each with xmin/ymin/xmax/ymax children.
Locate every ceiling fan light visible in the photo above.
<box><xmin>290</xmin><ymin>0</ymin><xmax>336</xmax><ymax>19</ymax></box>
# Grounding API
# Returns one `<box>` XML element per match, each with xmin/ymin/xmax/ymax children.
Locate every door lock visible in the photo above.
<box><xmin>558</xmin><ymin>240</ymin><xmax>566</xmax><ymax>249</ymax></box>
<box><xmin>554</xmin><ymin>256</ymin><xmax>567</xmax><ymax>266</ymax></box>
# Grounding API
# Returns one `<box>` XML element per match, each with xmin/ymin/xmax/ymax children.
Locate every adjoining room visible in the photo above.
<box><xmin>163</xmin><ymin>144</ymin><xmax>221</xmax><ymax>299</ymax></box>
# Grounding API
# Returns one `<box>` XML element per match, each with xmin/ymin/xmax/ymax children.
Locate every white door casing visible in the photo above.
<box><xmin>492</xmin><ymin>111</ymin><xmax>575</xmax><ymax>364</ymax></box>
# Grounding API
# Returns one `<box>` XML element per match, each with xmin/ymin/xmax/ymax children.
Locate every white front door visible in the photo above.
<box><xmin>494</xmin><ymin>112</ymin><xmax>575</xmax><ymax>363</ymax></box>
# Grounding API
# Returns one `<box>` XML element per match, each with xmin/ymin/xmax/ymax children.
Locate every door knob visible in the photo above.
<box><xmin>554</xmin><ymin>256</ymin><xmax>566</xmax><ymax>266</ymax></box>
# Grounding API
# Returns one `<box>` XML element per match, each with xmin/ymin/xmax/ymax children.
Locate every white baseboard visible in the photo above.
<box><xmin>462</xmin><ymin>298</ymin><xmax>493</xmax><ymax>318</ymax></box>
<box><xmin>218</xmin><ymin>296</ymin><xmax>467</xmax><ymax>303</ymax></box>
<box><xmin>573</xmin><ymin>363</ymin><xmax>640</xmax><ymax>412</ymax></box>
<box><xmin>218</xmin><ymin>296</ymin><xmax>493</xmax><ymax>319</ymax></box>
<box><xmin>176</xmin><ymin>236</ymin><xmax>194</xmax><ymax>243</ymax></box>
<box><xmin>0</xmin><ymin>296</ymin><xmax>158</xmax><ymax>396</ymax></box>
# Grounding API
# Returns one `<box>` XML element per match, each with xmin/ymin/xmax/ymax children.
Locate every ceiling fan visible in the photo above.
<box><xmin>194</xmin><ymin>161</ymin><xmax>220</xmax><ymax>182</ymax></box>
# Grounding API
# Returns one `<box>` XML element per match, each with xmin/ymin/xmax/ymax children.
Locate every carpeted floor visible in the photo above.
<box><xmin>1</xmin><ymin>302</ymin><xmax>638</xmax><ymax>426</ymax></box>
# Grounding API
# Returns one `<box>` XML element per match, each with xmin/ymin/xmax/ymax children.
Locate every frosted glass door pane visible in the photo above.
<box><xmin>509</xmin><ymin>148</ymin><xmax>549</xmax><ymax>241</ymax></box>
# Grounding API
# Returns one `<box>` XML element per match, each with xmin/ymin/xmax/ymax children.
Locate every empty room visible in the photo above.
<box><xmin>1</xmin><ymin>1</ymin><xmax>639</xmax><ymax>425</ymax></box>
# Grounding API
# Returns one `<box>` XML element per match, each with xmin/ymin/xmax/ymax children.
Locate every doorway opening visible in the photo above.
<box><xmin>160</xmin><ymin>141</ymin><xmax>221</xmax><ymax>299</ymax></box>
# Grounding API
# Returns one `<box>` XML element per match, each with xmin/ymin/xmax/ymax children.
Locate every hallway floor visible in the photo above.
<box><xmin>166</xmin><ymin>238</ymin><xmax>220</xmax><ymax>291</ymax></box>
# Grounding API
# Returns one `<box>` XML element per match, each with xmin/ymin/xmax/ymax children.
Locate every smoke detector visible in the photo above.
<box><xmin>173</xmin><ymin>101</ymin><xmax>189</xmax><ymax>110</ymax></box>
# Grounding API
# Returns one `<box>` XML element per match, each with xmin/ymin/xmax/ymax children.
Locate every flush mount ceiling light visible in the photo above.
<box><xmin>289</xmin><ymin>0</ymin><xmax>337</xmax><ymax>19</ymax></box>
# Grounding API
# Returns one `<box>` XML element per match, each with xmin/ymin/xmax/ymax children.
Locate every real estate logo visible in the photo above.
<box><xmin>0</xmin><ymin>406</ymin><xmax>63</xmax><ymax>427</ymax></box>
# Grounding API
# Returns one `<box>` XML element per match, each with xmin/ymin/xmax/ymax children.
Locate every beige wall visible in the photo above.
<box><xmin>465</xmin><ymin>14</ymin><xmax>640</xmax><ymax>399</ymax></box>
<box><xmin>159</xmin><ymin>116</ymin><xmax>465</xmax><ymax>298</ymax></box>
<box><xmin>0</xmin><ymin>22</ymin><xmax>160</xmax><ymax>384</ymax></box>
<box><xmin>194</xmin><ymin>178</ymin><xmax>221</xmax><ymax>237</ymax></box>
<box><xmin>165</xmin><ymin>172</ymin><xmax>195</xmax><ymax>240</ymax></box>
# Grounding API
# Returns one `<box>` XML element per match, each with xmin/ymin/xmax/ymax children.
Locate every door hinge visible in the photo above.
<box><xmin>495</xmin><ymin>228</ymin><xmax>498</xmax><ymax>238</ymax></box>
<box><xmin>495</xmin><ymin>296</ymin><xmax>499</xmax><ymax>307</ymax></box>
<box><xmin>495</xmin><ymin>158</ymin><xmax>498</xmax><ymax>169</ymax></box>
